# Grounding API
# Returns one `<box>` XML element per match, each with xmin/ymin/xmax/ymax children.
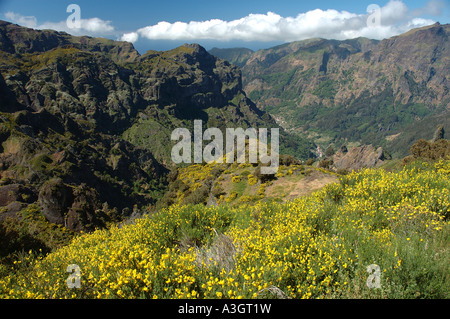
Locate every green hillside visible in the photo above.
<box><xmin>1</xmin><ymin>152</ymin><xmax>449</xmax><ymax>299</ymax></box>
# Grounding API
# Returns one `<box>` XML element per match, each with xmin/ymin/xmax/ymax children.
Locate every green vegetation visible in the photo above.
<box><xmin>236</xmin><ymin>25</ymin><xmax>449</xmax><ymax>158</ymax></box>
<box><xmin>312</xmin><ymin>79</ymin><xmax>337</xmax><ymax>99</ymax></box>
<box><xmin>0</xmin><ymin>157</ymin><xmax>448</xmax><ymax>299</ymax></box>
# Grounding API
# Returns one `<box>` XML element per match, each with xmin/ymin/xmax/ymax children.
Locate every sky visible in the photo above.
<box><xmin>0</xmin><ymin>0</ymin><xmax>448</xmax><ymax>53</ymax></box>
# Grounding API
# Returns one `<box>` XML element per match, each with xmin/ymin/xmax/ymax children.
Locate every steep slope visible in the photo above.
<box><xmin>211</xmin><ymin>23</ymin><xmax>449</xmax><ymax>158</ymax></box>
<box><xmin>0</xmin><ymin>20</ymin><xmax>138</xmax><ymax>63</ymax></box>
<box><xmin>209</xmin><ymin>47</ymin><xmax>254</xmax><ymax>68</ymax></box>
<box><xmin>0</xmin><ymin>20</ymin><xmax>311</xmax><ymax>243</ymax></box>
<box><xmin>122</xmin><ymin>44</ymin><xmax>314</xmax><ymax>163</ymax></box>
<box><xmin>0</xmin><ymin>22</ymin><xmax>245</xmax><ymax>235</ymax></box>
<box><xmin>0</xmin><ymin>21</ymin><xmax>170</xmax><ymax>236</ymax></box>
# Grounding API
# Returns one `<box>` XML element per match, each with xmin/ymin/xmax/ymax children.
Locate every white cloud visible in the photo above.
<box><xmin>4</xmin><ymin>12</ymin><xmax>38</xmax><ymax>29</ymax></box>
<box><xmin>80</xmin><ymin>17</ymin><xmax>115</xmax><ymax>33</ymax></box>
<box><xmin>3</xmin><ymin>0</ymin><xmax>443</xmax><ymax>45</ymax></box>
<box><xmin>122</xmin><ymin>0</ymin><xmax>440</xmax><ymax>44</ymax></box>
<box><xmin>121</xmin><ymin>32</ymin><xmax>139</xmax><ymax>43</ymax></box>
<box><xmin>3</xmin><ymin>12</ymin><xmax>115</xmax><ymax>37</ymax></box>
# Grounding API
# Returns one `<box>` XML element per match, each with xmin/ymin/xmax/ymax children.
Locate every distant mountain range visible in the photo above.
<box><xmin>210</xmin><ymin>23</ymin><xmax>449</xmax><ymax>158</ymax></box>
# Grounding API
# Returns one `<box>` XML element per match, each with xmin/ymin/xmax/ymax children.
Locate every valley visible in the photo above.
<box><xmin>210</xmin><ymin>23</ymin><xmax>449</xmax><ymax>159</ymax></box>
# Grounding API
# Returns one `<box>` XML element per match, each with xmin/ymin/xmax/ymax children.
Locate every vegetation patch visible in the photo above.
<box><xmin>1</xmin><ymin>159</ymin><xmax>448</xmax><ymax>299</ymax></box>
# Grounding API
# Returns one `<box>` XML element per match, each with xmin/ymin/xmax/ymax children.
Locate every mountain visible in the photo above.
<box><xmin>208</xmin><ymin>47</ymin><xmax>254</xmax><ymax>68</ymax></box>
<box><xmin>0</xmin><ymin>20</ymin><xmax>307</xmax><ymax>241</ymax></box>
<box><xmin>0</xmin><ymin>20</ymin><xmax>139</xmax><ymax>63</ymax></box>
<box><xmin>210</xmin><ymin>23</ymin><xmax>450</xmax><ymax>158</ymax></box>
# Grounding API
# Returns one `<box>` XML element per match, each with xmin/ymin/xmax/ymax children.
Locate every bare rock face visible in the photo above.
<box><xmin>38</xmin><ymin>179</ymin><xmax>104</xmax><ymax>231</ymax></box>
<box><xmin>38</xmin><ymin>178</ymin><xmax>73</xmax><ymax>225</ymax></box>
<box><xmin>0</xmin><ymin>184</ymin><xmax>35</xmax><ymax>207</ymax></box>
<box><xmin>333</xmin><ymin>145</ymin><xmax>387</xmax><ymax>172</ymax></box>
<box><xmin>0</xmin><ymin>184</ymin><xmax>36</xmax><ymax>221</ymax></box>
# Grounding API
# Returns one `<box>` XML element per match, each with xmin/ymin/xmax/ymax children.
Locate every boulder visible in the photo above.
<box><xmin>38</xmin><ymin>178</ymin><xmax>73</xmax><ymax>225</ymax></box>
<box><xmin>333</xmin><ymin>145</ymin><xmax>387</xmax><ymax>172</ymax></box>
<box><xmin>0</xmin><ymin>184</ymin><xmax>36</xmax><ymax>206</ymax></box>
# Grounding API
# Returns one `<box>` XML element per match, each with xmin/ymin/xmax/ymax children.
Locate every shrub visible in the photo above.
<box><xmin>280</xmin><ymin>155</ymin><xmax>299</xmax><ymax>166</ymax></box>
<box><xmin>325</xmin><ymin>146</ymin><xmax>335</xmax><ymax>157</ymax></box>
<box><xmin>211</xmin><ymin>184</ymin><xmax>225</xmax><ymax>199</ymax></box>
<box><xmin>247</xmin><ymin>174</ymin><xmax>258</xmax><ymax>186</ymax></box>
<box><xmin>182</xmin><ymin>185</ymin><xmax>210</xmax><ymax>205</ymax></box>
<box><xmin>337</xmin><ymin>168</ymin><xmax>349</xmax><ymax>175</ymax></box>
<box><xmin>318</xmin><ymin>159</ymin><xmax>333</xmax><ymax>169</ymax></box>
<box><xmin>254</xmin><ymin>165</ymin><xmax>277</xmax><ymax>183</ymax></box>
<box><xmin>231</xmin><ymin>176</ymin><xmax>242</xmax><ymax>183</ymax></box>
<box><xmin>410</xmin><ymin>139</ymin><xmax>450</xmax><ymax>161</ymax></box>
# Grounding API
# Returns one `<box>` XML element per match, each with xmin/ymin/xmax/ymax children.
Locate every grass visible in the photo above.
<box><xmin>231</xmin><ymin>180</ymin><xmax>248</xmax><ymax>198</ymax></box>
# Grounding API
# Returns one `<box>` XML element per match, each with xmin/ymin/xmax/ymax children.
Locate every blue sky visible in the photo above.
<box><xmin>0</xmin><ymin>0</ymin><xmax>448</xmax><ymax>53</ymax></box>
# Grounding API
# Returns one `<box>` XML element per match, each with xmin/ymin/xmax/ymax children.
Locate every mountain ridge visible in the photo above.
<box><xmin>210</xmin><ymin>22</ymin><xmax>449</xmax><ymax>158</ymax></box>
<box><xmin>0</xmin><ymin>20</ymin><xmax>140</xmax><ymax>63</ymax></box>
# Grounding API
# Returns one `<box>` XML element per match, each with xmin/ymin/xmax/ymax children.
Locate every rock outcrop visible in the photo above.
<box><xmin>332</xmin><ymin>145</ymin><xmax>387</xmax><ymax>172</ymax></box>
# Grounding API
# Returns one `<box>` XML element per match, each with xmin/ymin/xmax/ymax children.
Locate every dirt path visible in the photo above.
<box><xmin>266</xmin><ymin>168</ymin><xmax>338</xmax><ymax>201</ymax></box>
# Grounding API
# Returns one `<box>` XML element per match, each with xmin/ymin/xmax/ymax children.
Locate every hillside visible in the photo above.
<box><xmin>158</xmin><ymin>159</ymin><xmax>338</xmax><ymax>208</ymax></box>
<box><xmin>210</xmin><ymin>23</ymin><xmax>450</xmax><ymax>158</ymax></box>
<box><xmin>209</xmin><ymin>47</ymin><xmax>254</xmax><ymax>68</ymax></box>
<box><xmin>1</xmin><ymin>157</ymin><xmax>448</xmax><ymax>299</ymax></box>
<box><xmin>0</xmin><ymin>20</ymin><xmax>312</xmax><ymax>261</ymax></box>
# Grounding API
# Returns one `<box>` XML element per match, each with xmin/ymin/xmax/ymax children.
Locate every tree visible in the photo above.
<box><xmin>325</xmin><ymin>146</ymin><xmax>335</xmax><ymax>157</ymax></box>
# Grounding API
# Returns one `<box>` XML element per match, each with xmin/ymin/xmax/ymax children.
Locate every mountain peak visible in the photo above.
<box><xmin>393</xmin><ymin>22</ymin><xmax>448</xmax><ymax>39</ymax></box>
<box><xmin>0</xmin><ymin>20</ymin><xmax>140</xmax><ymax>63</ymax></box>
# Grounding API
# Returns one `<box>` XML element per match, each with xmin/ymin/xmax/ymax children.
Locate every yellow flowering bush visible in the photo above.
<box><xmin>231</xmin><ymin>176</ymin><xmax>241</xmax><ymax>183</ymax></box>
<box><xmin>0</xmin><ymin>160</ymin><xmax>448</xmax><ymax>299</ymax></box>
<box><xmin>247</xmin><ymin>174</ymin><xmax>258</xmax><ymax>186</ymax></box>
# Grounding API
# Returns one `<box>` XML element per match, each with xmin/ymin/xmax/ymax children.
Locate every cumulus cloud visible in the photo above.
<box><xmin>121</xmin><ymin>0</ymin><xmax>441</xmax><ymax>44</ymax></box>
<box><xmin>121</xmin><ymin>32</ymin><xmax>139</xmax><ymax>43</ymax></box>
<box><xmin>4</xmin><ymin>12</ymin><xmax>38</xmax><ymax>29</ymax></box>
<box><xmin>4</xmin><ymin>12</ymin><xmax>115</xmax><ymax>37</ymax></box>
<box><xmin>40</xmin><ymin>17</ymin><xmax>115</xmax><ymax>35</ymax></box>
